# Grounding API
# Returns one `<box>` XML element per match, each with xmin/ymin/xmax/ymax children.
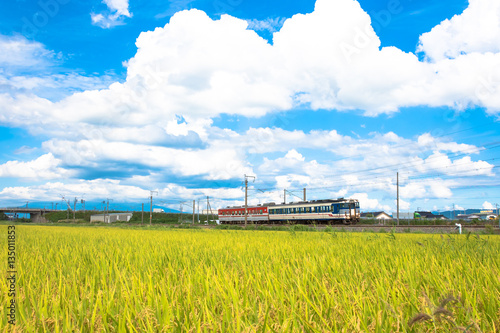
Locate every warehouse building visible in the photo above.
<box><xmin>90</xmin><ymin>212</ymin><xmax>133</xmax><ymax>223</ymax></box>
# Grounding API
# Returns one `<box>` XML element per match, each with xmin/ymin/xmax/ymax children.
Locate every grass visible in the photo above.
<box><xmin>0</xmin><ymin>226</ymin><xmax>499</xmax><ymax>332</ymax></box>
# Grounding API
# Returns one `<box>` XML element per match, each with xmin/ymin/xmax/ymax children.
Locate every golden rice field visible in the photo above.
<box><xmin>1</xmin><ymin>225</ymin><xmax>499</xmax><ymax>332</ymax></box>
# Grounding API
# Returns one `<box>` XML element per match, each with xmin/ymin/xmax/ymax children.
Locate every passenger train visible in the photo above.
<box><xmin>218</xmin><ymin>198</ymin><xmax>360</xmax><ymax>225</ymax></box>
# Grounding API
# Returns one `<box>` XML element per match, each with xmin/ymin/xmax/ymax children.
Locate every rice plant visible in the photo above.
<box><xmin>0</xmin><ymin>226</ymin><xmax>498</xmax><ymax>332</ymax></box>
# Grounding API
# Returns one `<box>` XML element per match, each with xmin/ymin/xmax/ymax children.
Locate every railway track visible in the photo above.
<box><xmin>344</xmin><ymin>224</ymin><xmax>493</xmax><ymax>229</ymax></box>
<box><xmin>215</xmin><ymin>223</ymin><xmax>495</xmax><ymax>228</ymax></box>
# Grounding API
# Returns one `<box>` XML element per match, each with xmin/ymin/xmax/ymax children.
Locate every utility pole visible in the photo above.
<box><xmin>179</xmin><ymin>202</ymin><xmax>184</xmax><ymax>223</ymax></box>
<box><xmin>206</xmin><ymin>196</ymin><xmax>209</xmax><ymax>225</ymax></box>
<box><xmin>244</xmin><ymin>174</ymin><xmax>255</xmax><ymax>227</ymax></box>
<box><xmin>73</xmin><ymin>197</ymin><xmax>77</xmax><ymax>222</ymax></box>
<box><xmin>283</xmin><ymin>189</ymin><xmax>286</xmax><ymax>204</ymax></box>
<box><xmin>102</xmin><ymin>200</ymin><xmax>106</xmax><ymax>222</ymax></box>
<box><xmin>496</xmin><ymin>203</ymin><xmax>499</xmax><ymax>229</ymax></box>
<box><xmin>149</xmin><ymin>191</ymin><xmax>158</xmax><ymax>225</ymax></box>
<box><xmin>303</xmin><ymin>188</ymin><xmax>306</xmax><ymax>201</ymax></box>
<box><xmin>207</xmin><ymin>197</ymin><xmax>215</xmax><ymax>225</ymax></box>
<box><xmin>397</xmin><ymin>172</ymin><xmax>399</xmax><ymax>226</ymax></box>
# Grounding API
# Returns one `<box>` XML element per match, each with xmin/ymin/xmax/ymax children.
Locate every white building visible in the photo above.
<box><xmin>90</xmin><ymin>213</ymin><xmax>133</xmax><ymax>223</ymax></box>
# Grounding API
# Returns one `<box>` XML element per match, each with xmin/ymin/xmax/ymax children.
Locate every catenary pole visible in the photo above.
<box><xmin>397</xmin><ymin>172</ymin><xmax>399</xmax><ymax>226</ymax></box>
<box><xmin>245</xmin><ymin>177</ymin><xmax>248</xmax><ymax>227</ymax></box>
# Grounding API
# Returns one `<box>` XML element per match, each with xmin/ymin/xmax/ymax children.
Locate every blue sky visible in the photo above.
<box><xmin>0</xmin><ymin>0</ymin><xmax>499</xmax><ymax>214</ymax></box>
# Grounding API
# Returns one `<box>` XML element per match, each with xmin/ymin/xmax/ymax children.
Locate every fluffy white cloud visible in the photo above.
<box><xmin>0</xmin><ymin>153</ymin><xmax>72</xmax><ymax>180</ymax></box>
<box><xmin>445</xmin><ymin>204</ymin><xmax>465</xmax><ymax>211</ymax></box>
<box><xmin>417</xmin><ymin>133</ymin><xmax>480</xmax><ymax>154</ymax></box>
<box><xmin>397</xmin><ymin>199</ymin><xmax>410</xmax><ymax>211</ymax></box>
<box><xmin>42</xmin><ymin>139</ymin><xmax>252</xmax><ymax>180</ymax></box>
<box><xmin>0</xmin><ymin>73</ymin><xmax>118</xmax><ymax>101</ymax></box>
<box><xmin>103</xmin><ymin>0</ymin><xmax>131</xmax><ymax>17</ymax></box>
<box><xmin>92</xmin><ymin>0</ymin><xmax>132</xmax><ymax>28</ymax></box>
<box><xmin>3</xmin><ymin>0</ymin><xmax>500</xmax><ymax>139</ymax></box>
<box><xmin>414</xmin><ymin>151</ymin><xmax>494</xmax><ymax>177</ymax></box>
<box><xmin>482</xmin><ymin>201</ymin><xmax>495</xmax><ymax>209</ymax></box>
<box><xmin>0</xmin><ymin>34</ymin><xmax>118</xmax><ymax>99</ymax></box>
<box><xmin>0</xmin><ymin>35</ymin><xmax>56</xmax><ymax>69</ymax></box>
<box><xmin>418</xmin><ymin>0</ymin><xmax>500</xmax><ymax>61</ymax></box>
<box><xmin>350</xmin><ymin>193</ymin><xmax>391</xmax><ymax>212</ymax></box>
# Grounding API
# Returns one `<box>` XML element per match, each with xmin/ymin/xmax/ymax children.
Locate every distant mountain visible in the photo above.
<box><xmin>5</xmin><ymin>201</ymin><xmax>181</xmax><ymax>213</ymax></box>
<box><xmin>432</xmin><ymin>209</ymin><xmax>491</xmax><ymax>219</ymax></box>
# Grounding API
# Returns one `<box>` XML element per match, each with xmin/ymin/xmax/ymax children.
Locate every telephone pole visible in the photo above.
<box><xmin>149</xmin><ymin>191</ymin><xmax>158</xmax><ymax>225</ymax></box>
<box><xmin>303</xmin><ymin>188</ymin><xmax>306</xmax><ymax>201</ymax></box>
<box><xmin>244</xmin><ymin>174</ymin><xmax>255</xmax><ymax>227</ymax></box>
<box><xmin>496</xmin><ymin>203</ymin><xmax>499</xmax><ymax>229</ymax></box>
<box><xmin>396</xmin><ymin>172</ymin><xmax>399</xmax><ymax>226</ymax></box>
<box><xmin>206</xmin><ymin>196</ymin><xmax>209</xmax><ymax>225</ymax></box>
<box><xmin>283</xmin><ymin>189</ymin><xmax>286</xmax><ymax>204</ymax></box>
<box><xmin>73</xmin><ymin>197</ymin><xmax>77</xmax><ymax>222</ymax></box>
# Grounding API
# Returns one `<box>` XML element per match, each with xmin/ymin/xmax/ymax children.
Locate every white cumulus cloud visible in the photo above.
<box><xmin>482</xmin><ymin>201</ymin><xmax>495</xmax><ymax>209</ymax></box>
<box><xmin>0</xmin><ymin>153</ymin><xmax>72</xmax><ymax>180</ymax></box>
<box><xmin>92</xmin><ymin>0</ymin><xmax>132</xmax><ymax>28</ymax></box>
